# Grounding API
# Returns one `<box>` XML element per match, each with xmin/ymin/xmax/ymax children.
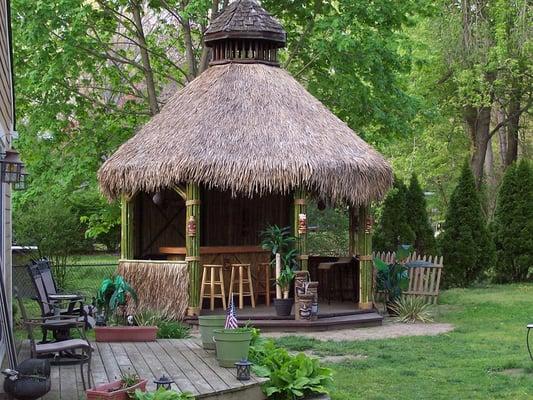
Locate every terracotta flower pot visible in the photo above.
<box><xmin>86</xmin><ymin>379</ymin><xmax>147</xmax><ymax>400</ymax></box>
<box><xmin>95</xmin><ymin>326</ymin><xmax>158</xmax><ymax>342</ymax></box>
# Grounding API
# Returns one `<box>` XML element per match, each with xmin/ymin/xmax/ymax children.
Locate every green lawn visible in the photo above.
<box><xmin>276</xmin><ymin>284</ymin><xmax>533</xmax><ymax>400</ymax></box>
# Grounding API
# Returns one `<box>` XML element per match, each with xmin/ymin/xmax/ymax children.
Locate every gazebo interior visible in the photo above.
<box><xmin>131</xmin><ymin>187</ymin><xmax>361</xmax><ymax>316</ymax></box>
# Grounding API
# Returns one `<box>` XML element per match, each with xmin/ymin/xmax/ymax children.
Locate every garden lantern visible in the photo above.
<box><xmin>0</xmin><ymin>149</ymin><xmax>25</xmax><ymax>185</ymax></box>
<box><xmin>154</xmin><ymin>375</ymin><xmax>174</xmax><ymax>391</ymax></box>
<box><xmin>234</xmin><ymin>359</ymin><xmax>252</xmax><ymax>381</ymax></box>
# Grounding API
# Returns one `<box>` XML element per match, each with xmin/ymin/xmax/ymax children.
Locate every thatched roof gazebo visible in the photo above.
<box><xmin>98</xmin><ymin>0</ymin><xmax>392</xmax><ymax>318</ymax></box>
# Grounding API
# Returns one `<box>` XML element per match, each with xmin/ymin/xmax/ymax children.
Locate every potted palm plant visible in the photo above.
<box><xmin>94</xmin><ymin>275</ymin><xmax>158</xmax><ymax>342</ymax></box>
<box><xmin>260</xmin><ymin>225</ymin><xmax>298</xmax><ymax>317</ymax></box>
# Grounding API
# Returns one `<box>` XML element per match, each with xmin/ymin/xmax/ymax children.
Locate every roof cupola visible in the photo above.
<box><xmin>204</xmin><ymin>0</ymin><xmax>286</xmax><ymax>66</ymax></box>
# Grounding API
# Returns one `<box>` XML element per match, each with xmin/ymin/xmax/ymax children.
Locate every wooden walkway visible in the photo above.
<box><xmin>13</xmin><ymin>339</ymin><xmax>266</xmax><ymax>400</ymax></box>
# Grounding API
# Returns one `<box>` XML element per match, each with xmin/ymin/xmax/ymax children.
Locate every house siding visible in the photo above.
<box><xmin>0</xmin><ymin>0</ymin><xmax>13</xmax><ymax>365</ymax></box>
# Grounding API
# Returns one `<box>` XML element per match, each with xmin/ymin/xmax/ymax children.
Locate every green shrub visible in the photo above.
<box><xmin>250</xmin><ymin>338</ymin><xmax>333</xmax><ymax>400</ymax></box>
<box><xmin>134</xmin><ymin>310</ymin><xmax>190</xmax><ymax>338</ymax></box>
<box><xmin>406</xmin><ymin>174</ymin><xmax>437</xmax><ymax>254</ymax></box>
<box><xmin>13</xmin><ymin>193</ymin><xmax>89</xmax><ymax>289</ymax></box>
<box><xmin>492</xmin><ymin>160</ymin><xmax>533</xmax><ymax>283</ymax></box>
<box><xmin>389</xmin><ymin>296</ymin><xmax>434</xmax><ymax>323</ymax></box>
<box><xmin>157</xmin><ymin>320</ymin><xmax>190</xmax><ymax>339</ymax></box>
<box><xmin>439</xmin><ymin>161</ymin><xmax>493</xmax><ymax>287</ymax></box>
<box><xmin>374</xmin><ymin>178</ymin><xmax>415</xmax><ymax>252</ymax></box>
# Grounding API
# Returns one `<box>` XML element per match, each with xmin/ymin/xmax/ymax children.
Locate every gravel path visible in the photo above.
<box><xmin>262</xmin><ymin>321</ymin><xmax>454</xmax><ymax>342</ymax></box>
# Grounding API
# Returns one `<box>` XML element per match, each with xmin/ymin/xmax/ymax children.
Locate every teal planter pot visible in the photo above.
<box><xmin>198</xmin><ymin>315</ymin><xmax>226</xmax><ymax>350</ymax></box>
<box><xmin>213</xmin><ymin>329</ymin><xmax>252</xmax><ymax>368</ymax></box>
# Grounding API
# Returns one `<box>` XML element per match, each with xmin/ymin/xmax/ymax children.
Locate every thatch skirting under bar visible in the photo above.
<box><xmin>118</xmin><ymin>260</ymin><xmax>189</xmax><ymax>320</ymax></box>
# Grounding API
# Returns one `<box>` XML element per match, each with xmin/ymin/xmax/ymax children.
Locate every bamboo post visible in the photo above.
<box><xmin>293</xmin><ymin>188</ymin><xmax>308</xmax><ymax>270</ymax></box>
<box><xmin>275</xmin><ymin>253</ymin><xmax>282</xmax><ymax>299</ymax></box>
<box><xmin>356</xmin><ymin>205</ymin><xmax>373</xmax><ymax>310</ymax></box>
<box><xmin>185</xmin><ymin>183</ymin><xmax>201</xmax><ymax>316</ymax></box>
<box><xmin>120</xmin><ymin>194</ymin><xmax>135</xmax><ymax>260</ymax></box>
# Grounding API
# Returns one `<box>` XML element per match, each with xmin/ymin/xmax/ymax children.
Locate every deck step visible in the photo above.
<box><xmin>238</xmin><ymin>312</ymin><xmax>383</xmax><ymax>332</ymax></box>
<box><xmin>189</xmin><ymin>310</ymin><xmax>383</xmax><ymax>332</ymax></box>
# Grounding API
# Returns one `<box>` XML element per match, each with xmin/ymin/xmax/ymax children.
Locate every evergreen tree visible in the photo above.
<box><xmin>374</xmin><ymin>178</ymin><xmax>415</xmax><ymax>252</ymax></box>
<box><xmin>406</xmin><ymin>174</ymin><xmax>437</xmax><ymax>254</ymax></box>
<box><xmin>439</xmin><ymin>161</ymin><xmax>493</xmax><ymax>287</ymax></box>
<box><xmin>493</xmin><ymin>160</ymin><xmax>533</xmax><ymax>283</ymax></box>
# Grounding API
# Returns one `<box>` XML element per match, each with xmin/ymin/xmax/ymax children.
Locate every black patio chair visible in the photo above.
<box><xmin>16</xmin><ymin>294</ymin><xmax>93</xmax><ymax>390</ymax></box>
<box><xmin>27</xmin><ymin>260</ymin><xmax>94</xmax><ymax>341</ymax></box>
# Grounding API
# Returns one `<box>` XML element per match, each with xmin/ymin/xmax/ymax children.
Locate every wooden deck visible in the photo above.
<box><xmin>11</xmin><ymin>339</ymin><xmax>266</xmax><ymax>400</ymax></box>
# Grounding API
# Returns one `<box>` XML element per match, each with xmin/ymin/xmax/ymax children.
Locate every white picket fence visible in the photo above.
<box><xmin>373</xmin><ymin>251</ymin><xmax>444</xmax><ymax>304</ymax></box>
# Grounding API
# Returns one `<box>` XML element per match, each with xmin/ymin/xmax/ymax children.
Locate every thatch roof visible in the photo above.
<box><xmin>98</xmin><ymin>62</ymin><xmax>393</xmax><ymax>206</ymax></box>
<box><xmin>204</xmin><ymin>0</ymin><xmax>286</xmax><ymax>46</ymax></box>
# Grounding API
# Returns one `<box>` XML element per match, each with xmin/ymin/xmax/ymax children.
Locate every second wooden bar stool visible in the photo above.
<box><xmin>200</xmin><ymin>264</ymin><xmax>227</xmax><ymax>311</ymax></box>
<box><xmin>227</xmin><ymin>264</ymin><xmax>255</xmax><ymax>309</ymax></box>
<box><xmin>254</xmin><ymin>262</ymin><xmax>276</xmax><ymax>306</ymax></box>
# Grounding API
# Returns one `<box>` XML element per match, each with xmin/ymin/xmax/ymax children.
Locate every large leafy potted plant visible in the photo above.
<box><xmin>94</xmin><ymin>275</ymin><xmax>158</xmax><ymax>342</ymax></box>
<box><xmin>260</xmin><ymin>225</ymin><xmax>298</xmax><ymax>316</ymax></box>
<box><xmin>374</xmin><ymin>245</ymin><xmax>411</xmax><ymax>315</ymax></box>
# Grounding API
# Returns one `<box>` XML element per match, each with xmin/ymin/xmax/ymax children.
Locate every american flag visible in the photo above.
<box><xmin>225</xmin><ymin>297</ymin><xmax>238</xmax><ymax>329</ymax></box>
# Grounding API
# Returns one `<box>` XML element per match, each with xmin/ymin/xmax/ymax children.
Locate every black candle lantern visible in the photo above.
<box><xmin>154</xmin><ymin>375</ymin><xmax>174</xmax><ymax>391</ymax></box>
<box><xmin>0</xmin><ymin>149</ymin><xmax>25</xmax><ymax>185</ymax></box>
<box><xmin>234</xmin><ymin>359</ymin><xmax>252</xmax><ymax>381</ymax></box>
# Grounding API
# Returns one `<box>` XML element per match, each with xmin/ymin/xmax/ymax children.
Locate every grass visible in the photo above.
<box><xmin>275</xmin><ymin>284</ymin><xmax>533</xmax><ymax>399</ymax></box>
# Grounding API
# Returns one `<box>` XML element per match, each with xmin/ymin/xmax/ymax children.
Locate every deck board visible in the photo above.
<box><xmin>8</xmin><ymin>339</ymin><xmax>266</xmax><ymax>400</ymax></box>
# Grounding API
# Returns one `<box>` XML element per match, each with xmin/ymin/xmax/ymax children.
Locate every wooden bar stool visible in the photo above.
<box><xmin>200</xmin><ymin>264</ymin><xmax>227</xmax><ymax>311</ymax></box>
<box><xmin>254</xmin><ymin>262</ymin><xmax>276</xmax><ymax>306</ymax></box>
<box><xmin>227</xmin><ymin>264</ymin><xmax>255</xmax><ymax>309</ymax></box>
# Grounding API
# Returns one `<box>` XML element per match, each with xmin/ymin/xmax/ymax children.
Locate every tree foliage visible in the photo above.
<box><xmin>439</xmin><ymin>161</ymin><xmax>493</xmax><ymax>288</ymax></box>
<box><xmin>406</xmin><ymin>174</ymin><xmax>436</xmax><ymax>254</ymax></box>
<box><xmin>492</xmin><ymin>160</ymin><xmax>533</xmax><ymax>282</ymax></box>
<box><xmin>12</xmin><ymin>0</ymin><xmax>428</xmax><ymax>250</ymax></box>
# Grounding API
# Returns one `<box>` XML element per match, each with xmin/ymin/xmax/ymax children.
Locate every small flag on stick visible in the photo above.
<box><xmin>225</xmin><ymin>297</ymin><xmax>238</xmax><ymax>329</ymax></box>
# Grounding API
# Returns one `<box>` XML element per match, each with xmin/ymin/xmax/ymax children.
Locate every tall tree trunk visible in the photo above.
<box><xmin>131</xmin><ymin>1</ymin><xmax>159</xmax><ymax>115</ymax></box>
<box><xmin>182</xmin><ymin>20</ymin><xmax>197</xmax><ymax>81</ymax></box>
<box><xmin>504</xmin><ymin>96</ymin><xmax>520</xmax><ymax>167</ymax></box>
<box><xmin>497</xmin><ymin>107</ymin><xmax>507</xmax><ymax>167</ymax></box>
<box><xmin>466</xmin><ymin>105</ymin><xmax>492</xmax><ymax>188</ymax></box>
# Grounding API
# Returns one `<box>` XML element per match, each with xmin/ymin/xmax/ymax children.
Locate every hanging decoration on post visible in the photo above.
<box><xmin>364</xmin><ymin>215</ymin><xmax>373</xmax><ymax>234</ymax></box>
<box><xmin>298</xmin><ymin>213</ymin><xmax>307</xmax><ymax>234</ymax></box>
<box><xmin>187</xmin><ymin>215</ymin><xmax>197</xmax><ymax>236</ymax></box>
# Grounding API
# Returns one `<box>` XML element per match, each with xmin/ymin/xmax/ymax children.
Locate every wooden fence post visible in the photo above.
<box><xmin>186</xmin><ymin>183</ymin><xmax>201</xmax><ymax>316</ymax></box>
<box><xmin>357</xmin><ymin>205</ymin><xmax>373</xmax><ymax>309</ymax></box>
<box><xmin>120</xmin><ymin>194</ymin><xmax>135</xmax><ymax>260</ymax></box>
<box><xmin>293</xmin><ymin>188</ymin><xmax>308</xmax><ymax>270</ymax></box>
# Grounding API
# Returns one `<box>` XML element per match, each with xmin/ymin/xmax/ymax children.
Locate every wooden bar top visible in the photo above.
<box><xmin>159</xmin><ymin>246</ymin><xmax>267</xmax><ymax>255</ymax></box>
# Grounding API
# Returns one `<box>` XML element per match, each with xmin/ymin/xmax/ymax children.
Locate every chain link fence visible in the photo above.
<box><xmin>13</xmin><ymin>258</ymin><xmax>119</xmax><ymax>301</ymax></box>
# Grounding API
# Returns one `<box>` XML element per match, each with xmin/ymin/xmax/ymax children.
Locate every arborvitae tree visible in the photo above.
<box><xmin>439</xmin><ymin>161</ymin><xmax>493</xmax><ymax>287</ymax></box>
<box><xmin>493</xmin><ymin>160</ymin><xmax>533</xmax><ymax>283</ymax></box>
<box><xmin>374</xmin><ymin>178</ymin><xmax>415</xmax><ymax>252</ymax></box>
<box><xmin>406</xmin><ymin>174</ymin><xmax>437</xmax><ymax>254</ymax></box>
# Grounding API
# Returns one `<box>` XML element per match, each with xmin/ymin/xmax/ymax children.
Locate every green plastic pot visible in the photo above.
<box><xmin>198</xmin><ymin>315</ymin><xmax>226</xmax><ymax>350</ymax></box>
<box><xmin>213</xmin><ymin>328</ymin><xmax>252</xmax><ymax>368</ymax></box>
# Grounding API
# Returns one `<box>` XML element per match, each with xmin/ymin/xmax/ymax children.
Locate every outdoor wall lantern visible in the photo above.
<box><xmin>154</xmin><ymin>375</ymin><xmax>174</xmax><ymax>391</ymax></box>
<box><xmin>0</xmin><ymin>149</ymin><xmax>27</xmax><ymax>189</ymax></box>
<box><xmin>234</xmin><ymin>359</ymin><xmax>252</xmax><ymax>381</ymax></box>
